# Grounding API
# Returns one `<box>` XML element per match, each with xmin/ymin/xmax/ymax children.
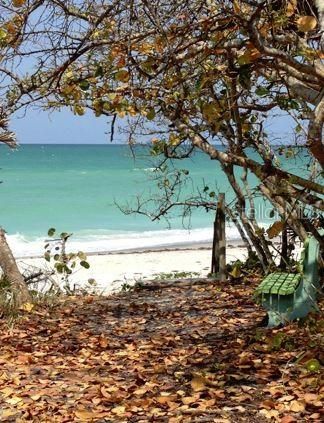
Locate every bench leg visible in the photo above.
<box><xmin>267</xmin><ymin>311</ymin><xmax>287</xmax><ymax>327</ymax></box>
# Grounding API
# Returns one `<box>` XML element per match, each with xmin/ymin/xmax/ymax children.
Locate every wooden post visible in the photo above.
<box><xmin>211</xmin><ymin>211</ymin><xmax>219</xmax><ymax>274</ymax></box>
<box><xmin>216</xmin><ymin>193</ymin><xmax>226</xmax><ymax>282</ymax></box>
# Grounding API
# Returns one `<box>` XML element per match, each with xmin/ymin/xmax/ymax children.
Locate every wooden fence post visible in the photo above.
<box><xmin>217</xmin><ymin>193</ymin><xmax>226</xmax><ymax>282</ymax></box>
<box><xmin>211</xmin><ymin>193</ymin><xmax>226</xmax><ymax>281</ymax></box>
<box><xmin>211</xmin><ymin>211</ymin><xmax>219</xmax><ymax>275</ymax></box>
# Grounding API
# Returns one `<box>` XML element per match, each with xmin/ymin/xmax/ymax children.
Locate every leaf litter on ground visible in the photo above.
<box><xmin>0</xmin><ymin>276</ymin><xmax>322</xmax><ymax>422</ymax></box>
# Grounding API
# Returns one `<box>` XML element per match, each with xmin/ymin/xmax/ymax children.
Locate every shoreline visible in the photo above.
<box><xmin>16</xmin><ymin>238</ymin><xmax>245</xmax><ymax>260</ymax></box>
<box><xmin>16</xmin><ymin>241</ymin><xmax>249</xmax><ymax>294</ymax></box>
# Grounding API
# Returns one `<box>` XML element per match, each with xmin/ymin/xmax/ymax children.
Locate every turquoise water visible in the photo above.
<box><xmin>0</xmin><ymin>144</ymin><xmax>313</xmax><ymax>256</ymax></box>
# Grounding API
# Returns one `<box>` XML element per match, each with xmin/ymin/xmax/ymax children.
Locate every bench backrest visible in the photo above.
<box><xmin>302</xmin><ymin>229</ymin><xmax>323</xmax><ymax>286</ymax></box>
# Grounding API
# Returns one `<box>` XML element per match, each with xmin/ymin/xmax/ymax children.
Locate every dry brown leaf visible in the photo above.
<box><xmin>156</xmin><ymin>394</ymin><xmax>178</xmax><ymax>404</ymax></box>
<box><xmin>260</xmin><ymin>409</ymin><xmax>280</xmax><ymax>419</ymax></box>
<box><xmin>111</xmin><ymin>405</ymin><xmax>126</xmax><ymax>415</ymax></box>
<box><xmin>0</xmin><ymin>387</ymin><xmax>15</xmax><ymax>397</ymax></box>
<box><xmin>289</xmin><ymin>400</ymin><xmax>305</xmax><ymax>413</ymax></box>
<box><xmin>281</xmin><ymin>415</ymin><xmax>297</xmax><ymax>423</ymax></box>
<box><xmin>309</xmin><ymin>413</ymin><xmax>321</xmax><ymax>420</ymax></box>
<box><xmin>296</xmin><ymin>16</ymin><xmax>317</xmax><ymax>32</ymax></box>
<box><xmin>262</xmin><ymin>399</ymin><xmax>276</xmax><ymax>409</ymax></box>
<box><xmin>233</xmin><ymin>0</ymin><xmax>241</xmax><ymax>14</ymax></box>
<box><xmin>182</xmin><ymin>396</ymin><xmax>199</xmax><ymax>405</ymax></box>
<box><xmin>5</xmin><ymin>396</ymin><xmax>23</xmax><ymax>405</ymax></box>
<box><xmin>133</xmin><ymin>387</ymin><xmax>148</xmax><ymax>396</ymax></box>
<box><xmin>100</xmin><ymin>385</ymin><xmax>111</xmax><ymax>399</ymax></box>
<box><xmin>75</xmin><ymin>409</ymin><xmax>102</xmax><ymax>421</ymax></box>
<box><xmin>19</xmin><ymin>302</ymin><xmax>34</xmax><ymax>312</ymax></box>
<box><xmin>278</xmin><ymin>395</ymin><xmax>295</xmax><ymax>402</ymax></box>
<box><xmin>286</xmin><ymin>0</ymin><xmax>297</xmax><ymax>17</ymax></box>
<box><xmin>1</xmin><ymin>409</ymin><xmax>18</xmax><ymax>418</ymax></box>
<box><xmin>30</xmin><ymin>394</ymin><xmax>42</xmax><ymax>401</ymax></box>
<box><xmin>98</xmin><ymin>336</ymin><xmax>108</xmax><ymax>348</ymax></box>
<box><xmin>191</xmin><ymin>375</ymin><xmax>207</xmax><ymax>392</ymax></box>
<box><xmin>303</xmin><ymin>393</ymin><xmax>319</xmax><ymax>404</ymax></box>
<box><xmin>267</xmin><ymin>221</ymin><xmax>285</xmax><ymax>238</ymax></box>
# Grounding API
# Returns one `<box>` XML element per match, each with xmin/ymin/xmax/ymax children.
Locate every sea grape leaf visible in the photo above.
<box><xmin>267</xmin><ymin>221</ymin><xmax>285</xmax><ymax>239</ymax></box>
<box><xmin>47</xmin><ymin>227</ymin><xmax>56</xmax><ymax>237</ymax></box>
<box><xmin>296</xmin><ymin>16</ymin><xmax>317</xmax><ymax>32</ymax></box>
<box><xmin>80</xmin><ymin>260</ymin><xmax>90</xmax><ymax>269</ymax></box>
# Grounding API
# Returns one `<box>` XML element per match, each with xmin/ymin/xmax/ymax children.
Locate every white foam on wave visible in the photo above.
<box><xmin>7</xmin><ymin>225</ymin><xmax>241</xmax><ymax>258</ymax></box>
<box><xmin>133</xmin><ymin>167</ymin><xmax>157</xmax><ymax>172</ymax></box>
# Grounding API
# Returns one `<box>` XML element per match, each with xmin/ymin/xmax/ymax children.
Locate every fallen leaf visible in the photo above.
<box><xmin>303</xmin><ymin>393</ymin><xmax>318</xmax><ymax>404</ymax></box>
<box><xmin>111</xmin><ymin>405</ymin><xmax>126</xmax><ymax>415</ymax></box>
<box><xmin>5</xmin><ymin>396</ymin><xmax>23</xmax><ymax>405</ymax></box>
<box><xmin>0</xmin><ymin>387</ymin><xmax>15</xmax><ymax>397</ymax></box>
<box><xmin>260</xmin><ymin>409</ymin><xmax>280</xmax><ymax>419</ymax></box>
<box><xmin>281</xmin><ymin>415</ymin><xmax>297</xmax><ymax>423</ymax></box>
<box><xmin>75</xmin><ymin>410</ymin><xmax>101</xmax><ymax>421</ymax></box>
<box><xmin>289</xmin><ymin>400</ymin><xmax>305</xmax><ymax>413</ymax></box>
<box><xmin>19</xmin><ymin>302</ymin><xmax>34</xmax><ymax>312</ymax></box>
<box><xmin>191</xmin><ymin>375</ymin><xmax>207</xmax><ymax>392</ymax></box>
<box><xmin>182</xmin><ymin>396</ymin><xmax>199</xmax><ymax>405</ymax></box>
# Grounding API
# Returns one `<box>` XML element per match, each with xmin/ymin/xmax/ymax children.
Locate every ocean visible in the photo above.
<box><xmin>0</xmin><ymin>144</ymin><xmax>312</xmax><ymax>257</ymax></box>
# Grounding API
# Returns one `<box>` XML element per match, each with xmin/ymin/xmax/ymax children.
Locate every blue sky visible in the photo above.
<box><xmin>11</xmin><ymin>106</ymin><xmax>295</xmax><ymax>145</ymax></box>
<box><xmin>12</xmin><ymin>108</ymin><xmax>116</xmax><ymax>144</ymax></box>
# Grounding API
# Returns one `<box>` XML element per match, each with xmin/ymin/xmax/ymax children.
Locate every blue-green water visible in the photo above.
<box><xmin>0</xmin><ymin>144</ymin><xmax>312</xmax><ymax>256</ymax></box>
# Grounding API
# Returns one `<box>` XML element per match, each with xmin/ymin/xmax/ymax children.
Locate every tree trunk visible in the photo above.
<box><xmin>0</xmin><ymin>228</ymin><xmax>31</xmax><ymax>306</ymax></box>
<box><xmin>225</xmin><ymin>205</ymin><xmax>253</xmax><ymax>256</ymax></box>
<box><xmin>279</xmin><ymin>224</ymin><xmax>288</xmax><ymax>270</ymax></box>
<box><xmin>222</xmin><ymin>163</ymin><xmax>274</xmax><ymax>270</ymax></box>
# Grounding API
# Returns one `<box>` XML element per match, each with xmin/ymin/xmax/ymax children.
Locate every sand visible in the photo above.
<box><xmin>16</xmin><ymin>242</ymin><xmax>249</xmax><ymax>294</ymax></box>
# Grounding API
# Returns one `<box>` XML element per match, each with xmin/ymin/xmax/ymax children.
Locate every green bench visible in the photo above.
<box><xmin>255</xmin><ymin>230</ymin><xmax>323</xmax><ymax>327</ymax></box>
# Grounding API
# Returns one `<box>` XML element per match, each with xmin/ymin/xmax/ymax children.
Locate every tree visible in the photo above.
<box><xmin>0</xmin><ymin>108</ymin><xmax>31</xmax><ymax>305</ymax></box>
<box><xmin>0</xmin><ymin>0</ymin><xmax>323</xmax><ymax>269</ymax></box>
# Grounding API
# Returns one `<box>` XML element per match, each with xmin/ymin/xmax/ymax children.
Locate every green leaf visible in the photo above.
<box><xmin>95</xmin><ymin>65</ymin><xmax>104</xmax><ymax>77</ymax></box>
<box><xmin>55</xmin><ymin>263</ymin><xmax>65</xmax><ymax>273</ymax></box>
<box><xmin>0</xmin><ymin>28</ymin><xmax>7</xmax><ymax>41</ymax></box>
<box><xmin>229</xmin><ymin>263</ymin><xmax>241</xmax><ymax>279</ymax></box>
<box><xmin>80</xmin><ymin>260</ymin><xmax>90</xmax><ymax>269</ymax></box>
<box><xmin>255</xmin><ymin>87</ymin><xmax>269</xmax><ymax>97</ymax></box>
<box><xmin>238</xmin><ymin>64</ymin><xmax>252</xmax><ymax>89</ymax></box>
<box><xmin>146</xmin><ymin>108</ymin><xmax>156</xmax><ymax>121</ymax></box>
<box><xmin>305</xmin><ymin>358</ymin><xmax>320</xmax><ymax>372</ymax></box>
<box><xmin>295</xmin><ymin>124</ymin><xmax>302</xmax><ymax>133</ymax></box>
<box><xmin>48</xmin><ymin>227</ymin><xmax>56</xmax><ymax>237</ymax></box>
<box><xmin>44</xmin><ymin>252</ymin><xmax>51</xmax><ymax>262</ymax></box>
<box><xmin>79</xmin><ymin>80</ymin><xmax>90</xmax><ymax>91</ymax></box>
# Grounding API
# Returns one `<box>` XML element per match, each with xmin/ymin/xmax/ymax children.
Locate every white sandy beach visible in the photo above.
<box><xmin>16</xmin><ymin>243</ymin><xmax>249</xmax><ymax>294</ymax></box>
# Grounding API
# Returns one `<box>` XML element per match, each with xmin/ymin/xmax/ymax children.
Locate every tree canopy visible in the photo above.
<box><xmin>0</xmin><ymin>0</ymin><xmax>323</xmax><ymax>266</ymax></box>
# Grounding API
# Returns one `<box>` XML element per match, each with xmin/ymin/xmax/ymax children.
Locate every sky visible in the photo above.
<box><xmin>11</xmin><ymin>106</ymin><xmax>295</xmax><ymax>145</ymax></box>
<box><xmin>12</xmin><ymin>108</ymin><xmax>116</xmax><ymax>144</ymax></box>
